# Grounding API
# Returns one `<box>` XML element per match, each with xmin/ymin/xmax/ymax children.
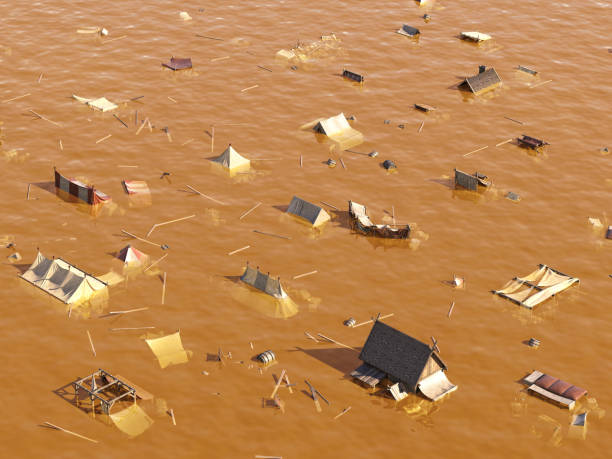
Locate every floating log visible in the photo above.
<box><xmin>241</xmin><ymin>84</ymin><xmax>259</xmax><ymax>92</ymax></box>
<box><xmin>113</xmin><ymin>114</ymin><xmax>128</xmax><ymax>128</ymax></box>
<box><xmin>95</xmin><ymin>134</ymin><xmax>112</xmax><ymax>144</ymax></box>
<box><xmin>146</xmin><ymin>214</ymin><xmax>196</xmax><ymax>237</ymax></box>
<box><xmin>168</xmin><ymin>409</ymin><xmax>176</xmax><ymax>426</ymax></box>
<box><xmin>195</xmin><ymin>34</ymin><xmax>224</xmax><ymax>41</ymax></box>
<box><xmin>334</xmin><ymin>406</ymin><xmax>351</xmax><ymax>420</ymax></box>
<box><xmin>504</xmin><ymin>116</ymin><xmax>523</xmax><ymax>125</ymax></box>
<box><xmin>270</xmin><ymin>369</ymin><xmax>286</xmax><ymax>398</ymax></box>
<box><xmin>102</xmin><ymin>35</ymin><xmax>127</xmax><ymax>44</ymax></box>
<box><xmin>2</xmin><ymin>93</ymin><xmax>31</xmax><ymax>103</ymax></box>
<box><xmin>42</xmin><ymin>422</ymin><xmax>98</xmax><ymax>443</ymax></box>
<box><xmin>304</xmin><ymin>331</ymin><xmax>319</xmax><ymax>342</ymax></box>
<box><xmin>496</xmin><ymin>138</ymin><xmax>513</xmax><ymax>147</ymax></box>
<box><xmin>161</xmin><ymin>272</ymin><xmax>167</xmax><ymax>304</ymax></box>
<box><xmin>317</xmin><ymin>333</ymin><xmax>356</xmax><ymax>351</ymax></box>
<box><xmin>29</xmin><ymin>109</ymin><xmax>61</xmax><ymax>126</ymax></box>
<box><xmin>136</xmin><ymin>117</ymin><xmax>148</xmax><ymax>135</ymax></box>
<box><xmin>228</xmin><ymin>245</ymin><xmax>250</xmax><ymax>256</ymax></box>
<box><xmin>319</xmin><ymin>201</ymin><xmax>338</xmax><ymax>210</ymax></box>
<box><xmin>26</xmin><ymin>183</ymin><xmax>31</xmax><ymax>200</ymax></box>
<box><xmin>59</xmin><ymin>139</ymin><xmax>63</xmax><ymax>150</ymax></box>
<box><xmin>418</xmin><ymin>120</ymin><xmax>424</xmax><ymax>133</ymax></box>
<box><xmin>463</xmin><ymin>145</ymin><xmax>488</xmax><ymax>157</ymax></box>
<box><xmin>167</xmin><ymin>96</ymin><xmax>177</xmax><ymax>103</ymax></box>
<box><xmin>211</xmin><ymin>56</ymin><xmax>230</xmax><ymax>62</ymax></box>
<box><xmin>240</xmin><ymin>202</ymin><xmax>261</xmax><ymax>220</ymax></box>
<box><xmin>120</xmin><ymin>229</ymin><xmax>164</xmax><ymax>249</ymax></box>
<box><xmin>529</xmin><ymin>79</ymin><xmax>552</xmax><ymax>89</ymax></box>
<box><xmin>86</xmin><ymin>330</ymin><xmax>96</xmax><ymax>357</ymax></box>
<box><xmin>447</xmin><ymin>301</ymin><xmax>455</xmax><ymax>318</ymax></box>
<box><xmin>110</xmin><ymin>327</ymin><xmax>156</xmax><ymax>331</ymax></box>
<box><xmin>185</xmin><ymin>185</ymin><xmax>225</xmax><ymax>205</ymax></box>
<box><xmin>293</xmin><ymin>270</ymin><xmax>317</xmax><ymax>280</ymax></box>
<box><xmin>257</xmin><ymin>65</ymin><xmax>272</xmax><ymax>72</ymax></box>
<box><xmin>109</xmin><ymin>307</ymin><xmax>149</xmax><ymax>315</ymax></box>
<box><xmin>351</xmin><ymin>313</ymin><xmax>394</xmax><ymax>328</ymax></box>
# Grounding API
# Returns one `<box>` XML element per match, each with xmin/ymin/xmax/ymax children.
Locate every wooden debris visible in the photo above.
<box><xmin>430</xmin><ymin>336</ymin><xmax>441</xmax><ymax>353</ymax></box>
<box><xmin>109</xmin><ymin>307</ymin><xmax>149</xmax><ymax>315</ymax></box>
<box><xmin>334</xmin><ymin>406</ymin><xmax>351</xmax><ymax>420</ymax></box>
<box><xmin>29</xmin><ymin>109</ymin><xmax>61</xmax><ymax>126</ymax></box>
<box><xmin>195</xmin><ymin>34</ymin><xmax>224</xmax><ymax>41</ymax></box>
<box><xmin>418</xmin><ymin>120</ymin><xmax>424</xmax><ymax>133</ymax></box>
<box><xmin>181</xmin><ymin>138</ymin><xmax>194</xmax><ymax>146</ymax></box>
<box><xmin>95</xmin><ymin>134</ymin><xmax>112</xmax><ymax>144</ymax></box>
<box><xmin>529</xmin><ymin>79</ymin><xmax>552</xmax><ymax>89</ymax></box>
<box><xmin>86</xmin><ymin>330</ymin><xmax>96</xmax><ymax>357</ymax></box>
<box><xmin>257</xmin><ymin>65</ymin><xmax>272</xmax><ymax>72</ymax></box>
<box><xmin>463</xmin><ymin>145</ymin><xmax>488</xmax><ymax>157</ymax></box>
<box><xmin>293</xmin><ymin>270</ymin><xmax>317</xmax><ymax>280</ymax></box>
<box><xmin>299</xmin><ymin>155</ymin><xmax>303</xmax><ymax>167</ymax></box>
<box><xmin>110</xmin><ymin>327</ymin><xmax>156</xmax><ymax>331</ymax></box>
<box><xmin>240</xmin><ymin>202</ymin><xmax>262</xmax><ymax>220</ymax></box>
<box><xmin>143</xmin><ymin>254</ymin><xmax>168</xmax><ymax>272</ymax></box>
<box><xmin>447</xmin><ymin>301</ymin><xmax>455</xmax><ymax>318</ymax></box>
<box><xmin>304</xmin><ymin>331</ymin><xmax>319</xmax><ymax>342</ymax></box>
<box><xmin>340</xmin><ymin>158</ymin><xmax>346</xmax><ymax>169</ymax></box>
<box><xmin>113</xmin><ymin>114</ymin><xmax>128</xmax><ymax>128</ymax></box>
<box><xmin>284</xmin><ymin>373</ymin><xmax>293</xmax><ymax>394</ymax></box>
<box><xmin>59</xmin><ymin>139</ymin><xmax>63</xmax><ymax>150</ymax></box>
<box><xmin>270</xmin><ymin>369</ymin><xmax>287</xmax><ymax>398</ymax></box>
<box><xmin>120</xmin><ymin>229</ymin><xmax>164</xmax><ymax>249</ymax></box>
<box><xmin>496</xmin><ymin>138</ymin><xmax>513</xmax><ymax>147</ymax></box>
<box><xmin>317</xmin><ymin>333</ymin><xmax>356</xmax><ymax>351</ymax></box>
<box><xmin>304</xmin><ymin>380</ymin><xmax>322</xmax><ymax>412</ymax></box>
<box><xmin>352</xmin><ymin>313</ymin><xmax>394</xmax><ymax>328</ymax></box>
<box><xmin>228</xmin><ymin>245</ymin><xmax>250</xmax><ymax>256</ymax></box>
<box><xmin>146</xmin><ymin>214</ymin><xmax>196</xmax><ymax>237</ymax></box>
<box><xmin>241</xmin><ymin>85</ymin><xmax>259</xmax><ymax>92</ymax></box>
<box><xmin>167</xmin><ymin>96</ymin><xmax>177</xmax><ymax>104</ymax></box>
<box><xmin>38</xmin><ymin>73</ymin><xmax>43</xmax><ymax>83</ymax></box>
<box><xmin>26</xmin><ymin>183</ymin><xmax>31</xmax><ymax>200</ymax></box>
<box><xmin>504</xmin><ymin>116</ymin><xmax>523</xmax><ymax>125</ymax></box>
<box><xmin>42</xmin><ymin>422</ymin><xmax>98</xmax><ymax>443</ymax></box>
<box><xmin>319</xmin><ymin>201</ymin><xmax>339</xmax><ymax>210</ymax></box>
<box><xmin>211</xmin><ymin>56</ymin><xmax>230</xmax><ymax>62</ymax></box>
<box><xmin>168</xmin><ymin>409</ymin><xmax>176</xmax><ymax>426</ymax></box>
<box><xmin>161</xmin><ymin>272</ymin><xmax>167</xmax><ymax>305</ymax></box>
<box><xmin>136</xmin><ymin>117</ymin><xmax>148</xmax><ymax>135</ymax></box>
<box><xmin>185</xmin><ymin>185</ymin><xmax>225</xmax><ymax>205</ymax></box>
<box><xmin>102</xmin><ymin>35</ymin><xmax>127</xmax><ymax>44</ymax></box>
<box><xmin>2</xmin><ymin>93</ymin><xmax>31</xmax><ymax>103</ymax></box>
<box><xmin>253</xmin><ymin>230</ymin><xmax>291</xmax><ymax>240</ymax></box>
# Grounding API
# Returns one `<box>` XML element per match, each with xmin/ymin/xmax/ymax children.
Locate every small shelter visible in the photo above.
<box><xmin>286</xmin><ymin>196</ymin><xmax>331</xmax><ymax>227</ymax></box>
<box><xmin>212</xmin><ymin>144</ymin><xmax>251</xmax><ymax>171</ymax></box>
<box><xmin>351</xmin><ymin>321</ymin><xmax>457</xmax><ymax>401</ymax></box>
<box><xmin>396</xmin><ymin>25</ymin><xmax>420</xmax><ymax>37</ymax></box>
<box><xmin>240</xmin><ymin>262</ymin><xmax>288</xmax><ymax>299</ymax></box>
<box><xmin>116</xmin><ymin>245</ymin><xmax>148</xmax><ymax>266</ymax></box>
<box><xmin>72</xmin><ymin>94</ymin><xmax>118</xmax><ymax>112</ymax></box>
<box><xmin>73</xmin><ymin>369</ymin><xmax>139</xmax><ymax>415</ymax></box>
<box><xmin>522</xmin><ymin>370</ymin><xmax>587</xmax><ymax>409</ymax></box>
<box><xmin>493</xmin><ymin>264</ymin><xmax>579</xmax><ymax>309</ymax></box>
<box><xmin>460</xmin><ymin>31</ymin><xmax>492</xmax><ymax>42</ymax></box>
<box><xmin>454</xmin><ymin>169</ymin><xmax>491</xmax><ymax>191</ymax></box>
<box><xmin>348</xmin><ymin>201</ymin><xmax>410</xmax><ymax>239</ymax></box>
<box><xmin>122</xmin><ymin>180</ymin><xmax>150</xmax><ymax>195</ymax></box>
<box><xmin>459</xmin><ymin>67</ymin><xmax>502</xmax><ymax>95</ymax></box>
<box><xmin>414</xmin><ymin>103</ymin><xmax>436</xmax><ymax>113</ymax></box>
<box><xmin>342</xmin><ymin>69</ymin><xmax>364</xmax><ymax>83</ymax></box>
<box><xmin>162</xmin><ymin>57</ymin><xmax>192</xmax><ymax>71</ymax></box>
<box><xmin>312</xmin><ymin>113</ymin><xmax>363</xmax><ymax>150</ymax></box>
<box><xmin>55</xmin><ymin>168</ymin><xmax>112</xmax><ymax>205</ymax></box>
<box><xmin>20</xmin><ymin>251</ymin><xmax>107</xmax><ymax>304</ymax></box>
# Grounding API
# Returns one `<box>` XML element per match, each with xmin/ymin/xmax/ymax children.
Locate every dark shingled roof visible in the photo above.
<box><xmin>462</xmin><ymin>67</ymin><xmax>501</xmax><ymax>94</ymax></box>
<box><xmin>359</xmin><ymin>321</ymin><xmax>444</xmax><ymax>391</ymax></box>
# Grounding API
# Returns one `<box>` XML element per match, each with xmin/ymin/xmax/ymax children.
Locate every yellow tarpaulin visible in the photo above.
<box><xmin>110</xmin><ymin>404</ymin><xmax>154</xmax><ymax>437</ymax></box>
<box><xmin>145</xmin><ymin>331</ymin><xmax>190</xmax><ymax>368</ymax></box>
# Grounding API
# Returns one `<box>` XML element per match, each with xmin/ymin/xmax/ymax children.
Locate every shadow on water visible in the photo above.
<box><xmin>292</xmin><ymin>346</ymin><xmax>362</xmax><ymax>375</ymax></box>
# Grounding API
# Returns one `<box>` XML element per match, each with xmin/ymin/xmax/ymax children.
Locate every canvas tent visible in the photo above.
<box><xmin>459</xmin><ymin>67</ymin><xmax>502</xmax><ymax>95</ymax></box>
<box><xmin>72</xmin><ymin>94</ymin><xmax>118</xmax><ymax>112</ymax></box>
<box><xmin>116</xmin><ymin>245</ymin><xmax>148</xmax><ymax>266</ymax></box>
<box><xmin>145</xmin><ymin>331</ymin><xmax>191</xmax><ymax>369</ymax></box>
<box><xmin>312</xmin><ymin>113</ymin><xmax>363</xmax><ymax>150</ymax></box>
<box><xmin>212</xmin><ymin>144</ymin><xmax>250</xmax><ymax>171</ymax></box>
<box><xmin>493</xmin><ymin>265</ymin><xmax>579</xmax><ymax>309</ymax></box>
<box><xmin>286</xmin><ymin>196</ymin><xmax>331</xmax><ymax>227</ymax></box>
<box><xmin>55</xmin><ymin>168</ymin><xmax>111</xmax><ymax>205</ymax></box>
<box><xmin>20</xmin><ymin>251</ymin><xmax>107</xmax><ymax>304</ymax></box>
<box><xmin>240</xmin><ymin>263</ymin><xmax>288</xmax><ymax>299</ymax></box>
<box><xmin>460</xmin><ymin>31</ymin><xmax>492</xmax><ymax>42</ymax></box>
<box><xmin>348</xmin><ymin>201</ymin><xmax>410</xmax><ymax>239</ymax></box>
<box><xmin>351</xmin><ymin>321</ymin><xmax>457</xmax><ymax>401</ymax></box>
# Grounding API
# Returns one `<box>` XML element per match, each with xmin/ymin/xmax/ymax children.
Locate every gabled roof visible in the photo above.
<box><xmin>212</xmin><ymin>144</ymin><xmax>250</xmax><ymax>170</ymax></box>
<box><xmin>286</xmin><ymin>196</ymin><xmax>330</xmax><ymax>227</ymax></box>
<box><xmin>116</xmin><ymin>245</ymin><xmax>148</xmax><ymax>265</ymax></box>
<box><xmin>359</xmin><ymin>321</ymin><xmax>446</xmax><ymax>391</ymax></box>
<box><xmin>240</xmin><ymin>264</ymin><xmax>287</xmax><ymax>299</ymax></box>
<box><xmin>461</xmin><ymin>68</ymin><xmax>502</xmax><ymax>94</ymax></box>
<box><xmin>313</xmin><ymin>113</ymin><xmax>351</xmax><ymax>136</ymax></box>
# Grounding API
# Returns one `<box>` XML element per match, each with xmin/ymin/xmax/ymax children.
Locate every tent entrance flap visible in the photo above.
<box><xmin>417</xmin><ymin>370</ymin><xmax>458</xmax><ymax>401</ymax></box>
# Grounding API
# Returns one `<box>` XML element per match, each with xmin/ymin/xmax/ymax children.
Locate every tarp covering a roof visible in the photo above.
<box><xmin>312</xmin><ymin>113</ymin><xmax>363</xmax><ymax>150</ymax></box>
<box><xmin>286</xmin><ymin>196</ymin><xmax>330</xmax><ymax>227</ymax></box>
<box><xmin>20</xmin><ymin>251</ymin><xmax>107</xmax><ymax>304</ymax></box>
<box><xmin>110</xmin><ymin>404</ymin><xmax>154</xmax><ymax>437</ymax></box>
<box><xmin>493</xmin><ymin>265</ymin><xmax>579</xmax><ymax>309</ymax></box>
<box><xmin>240</xmin><ymin>264</ymin><xmax>287</xmax><ymax>299</ymax></box>
<box><xmin>55</xmin><ymin>168</ymin><xmax>111</xmax><ymax>205</ymax></box>
<box><xmin>145</xmin><ymin>331</ymin><xmax>191</xmax><ymax>369</ymax></box>
<box><xmin>417</xmin><ymin>369</ymin><xmax>458</xmax><ymax>401</ymax></box>
<box><xmin>212</xmin><ymin>144</ymin><xmax>250</xmax><ymax>171</ymax></box>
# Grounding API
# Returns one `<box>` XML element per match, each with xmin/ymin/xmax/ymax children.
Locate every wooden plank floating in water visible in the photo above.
<box><xmin>240</xmin><ymin>202</ymin><xmax>261</xmax><ymax>220</ymax></box>
<box><xmin>414</xmin><ymin>103</ymin><xmax>436</xmax><ymax>112</ymax></box>
<box><xmin>167</xmin><ymin>96</ymin><xmax>178</xmax><ymax>103</ymax></box>
<box><xmin>253</xmin><ymin>230</ymin><xmax>291</xmax><ymax>240</ymax></box>
<box><xmin>185</xmin><ymin>185</ymin><xmax>225</xmax><ymax>204</ymax></box>
<box><xmin>463</xmin><ymin>145</ymin><xmax>488</xmax><ymax>157</ymax></box>
<box><xmin>241</xmin><ymin>84</ymin><xmax>259</xmax><ymax>92</ymax></box>
<box><xmin>110</xmin><ymin>327</ymin><xmax>156</xmax><ymax>331</ymax></box>
<box><xmin>270</xmin><ymin>369</ymin><xmax>286</xmax><ymax>398</ymax></box>
<box><xmin>211</xmin><ymin>56</ymin><xmax>230</xmax><ymax>62</ymax></box>
<box><xmin>195</xmin><ymin>34</ymin><xmax>224</xmax><ymax>41</ymax></box>
<box><xmin>29</xmin><ymin>109</ymin><xmax>61</xmax><ymax>126</ymax></box>
<box><xmin>447</xmin><ymin>302</ymin><xmax>455</xmax><ymax>318</ymax></box>
<box><xmin>496</xmin><ymin>138</ymin><xmax>513</xmax><ymax>147</ymax></box>
<box><xmin>161</xmin><ymin>272</ymin><xmax>167</xmax><ymax>304</ymax></box>
<box><xmin>342</xmin><ymin>69</ymin><xmax>364</xmax><ymax>83</ymax></box>
<box><xmin>2</xmin><ymin>93</ymin><xmax>31</xmax><ymax>103</ymax></box>
<box><xmin>504</xmin><ymin>116</ymin><xmax>524</xmax><ymax>125</ymax></box>
<box><xmin>146</xmin><ymin>214</ymin><xmax>196</xmax><ymax>237</ymax></box>
<box><xmin>320</xmin><ymin>201</ymin><xmax>338</xmax><ymax>210</ymax></box>
<box><xmin>304</xmin><ymin>331</ymin><xmax>319</xmax><ymax>342</ymax></box>
<box><xmin>257</xmin><ymin>65</ymin><xmax>272</xmax><ymax>72</ymax></box>
<box><xmin>42</xmin><ymin>422</ymin><xmax>98</xmax><ymax>443</ymax></box>
<box><xmin>517</xmin><ymin>65</ymin><xmax>538</xmax><ymax>75</ymax></box>
<box><xmin>109</xmin><ymin>307</ymin><xmax>149</xmax><ymax>315</ymax></box>
<box><xmin>86</xmin><ymin>330</ymin><xmax>96</xmax><ymax>357</ymax></box>
<box><xmin>529</xmin><ymin>79</ymin><xmax>552</xmax><ymax>89</ymax></box>
<box><xmin>228</xmin><ymin>245</ymin><xmax>250</xmax><ymax>256</ymax></box>
<box><xmin>113</xmin><ymin>114</ymin><xmax>128</xmax><ymax>128</ymax></box>
<box><xmin>418</xmin><ymin>120</ymin><xmax>424</xmax><ymax>133</ymax></box>
<box><xmin>352</xmin><ymin>313</ymin><xmax>394</xmax><ymax>328</ymax></box>
<box><xmin>293</xmin><ymin>270</ymin><xmax>317</xmax><ymax>280</ymax></box>
<box><xmin>120</xmin><ymin>229</ymin><xmax>164</xmax><ymax>248</ymax></box>
<box><xmin>317</xmin><ymin>333</ymin><xmax>356</xmax><ymax>351</ymax></box>
<box><xmin>334</xmin><ymin>406</ymin><xmax>352</xmax><ymax>420</ymax></box>
<box><xmin>102</xmin><ymin>35</ymin><xmax>127</xmax><ymax>44</ymax></box>
<box><xmin>95</xmin><ymin>134</ymin><xmax>112</xmax><ymax>144</ymax></box>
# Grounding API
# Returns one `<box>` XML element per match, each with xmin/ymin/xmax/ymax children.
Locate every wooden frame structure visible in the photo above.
<box><xmin>74</xmin><ymin>369</ymin><xmax>137</xmax><ymax>416</ymax></box>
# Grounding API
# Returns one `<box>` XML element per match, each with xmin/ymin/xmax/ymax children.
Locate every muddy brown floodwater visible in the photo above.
<box><xmin>0</xmin><ymin>0</ymin><xmax>611</xmax><ymax>457</ymax></box>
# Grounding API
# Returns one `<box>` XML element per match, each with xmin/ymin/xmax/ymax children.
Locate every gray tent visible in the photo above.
<box><xmin>240</xmin><ymin>263</ymin><xmax>287</xmax><ymax>299</ymax></box>
<box><xmin>286</xmin><ymin>196</ymin><xmax>331</xmax><ymax>227</ymax></box>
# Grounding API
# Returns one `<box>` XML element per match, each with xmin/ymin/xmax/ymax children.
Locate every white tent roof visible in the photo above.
<box><xmin>315</xmin><ymin>113</ymin><xmax>351</xmax><ymax>137</ymax></box>
<box><xmin>461</xmin><ymin>31</ymin><xmax>492</xmax><ymax>42</ymax></box>
<box><xmin>212</xmin><ymin>144</ymin><xmax>250</xmax><ymax>170</ymax></box>
<box><xmin>72</xmin><ymin>94</ymin><xmax>118</xmax><ymax>112</ymax></box>
<box><xmin>286</xmin><ymin>196</ymin><xmax>330</xmax><ymax>227</ymax></box>
<box><xmin>20</xmin><ymin>251</ymin><xmax>107</xmax><ymax>304</ymax></box>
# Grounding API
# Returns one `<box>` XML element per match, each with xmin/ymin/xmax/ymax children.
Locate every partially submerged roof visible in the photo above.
<box><xmin>312</xmin><ymin>113</ymin><xmax>364</xmax><ymax>150</ymax></box>
<box><xmin>162</xmin><ymin>57</ymin><xmax>192</xmax><ymax>71</ymax></box>
<box><xmin>123</xmin><ymin>180</ymin><xmax>150</xmax><ymax>195</ymax></box>
<box><xmin>55</xmin><ymin>168</ymin><xmax>111</xmax><ymax>205</ymax></box>
<box><xmin>212</xmin><ymin>144</ymin><xmax>250</xmax><ymax>171</ymax></box>
<box><xmin>116</xmin><ymin>245</ymin><xmax>148</xmax><ymax>265</ymax></box>
<box><xmin>493</xmin><ymin>265</ymin><xmax>579</xmax><ymax>309</ymax></box>
<box><xmin>460</xmin><ymin>67</ymin><xmax>502</xmax><ymax>95</ymax></box>
<box><xmin>359</xmin><ymin>321</ymin><xmax>446</xmax><ymax>392</ymax></box>
<box><xmin>20</xmin><ymin>251</ymin><xmax>107</xmax><ymax>304</ymax></box>
<box><xmin>286</xmin><ymin>196</ymin><xmax>331</xmax><ymax>227</ymax></box>
<box><xmin>523</xmin><ymin>370</ymin><xmax>587</xmax><ymax>409</ymax></box>
<box><xmin>397</xmin><ymin>25</ymin><xmax>420</xmax><ymax>37</ymax></box>
<box><xmin>72</xmin><ymin>95</ymin><xmax>118</xmax><ymax>112</ymax></box>
<box><xmin>454</xmin><ymin>168</ymin><xmax>491</xmax><ymax>191</ymax></box>
<box><xmin>240</xmin><ymin>263</ymin><xmax>288</xmax><ymax>299</ymax></box>
<box><xmin>348</xmin><ymin>201</ymin><xmax>410</xmax><ymax>239</ymax></box>
<box><xmin>460</xmin><ymin>31</ymin><xmax>491</xmax><ymax>42</ymax></box>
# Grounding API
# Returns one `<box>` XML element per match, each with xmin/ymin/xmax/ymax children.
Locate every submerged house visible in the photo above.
<box><xmin>459</xmin><ymin>67</ymin><xmax>502</xmax><ymax>95</ymax></box>
<box><xmin>20</xmin><ymin>251</ymin><xmax>108</xmax><ymax>304</ymax></box>
<box><xmin>212</xmin><ymin>144</ymin><xmax>250</xmax><ymax>171</ymax></box>
<box><xmin>240</xmin><ymin>263</ymin><xmax>288</xmax><ymax>299</ymax></box>
<box><xmin>493</xmin><ymin>264</ymin><xmax>579</xmax><ymax>309</ymax></box>
<box><xmin>286</xmin><ymin>196</ymin><xmax>331</xmax><ymax>227</ymax></box>
<box><xmin>55</xmin><ymin>168</ymin><xmax>112</xmax><ymax>205</ymax></box>
<box><xmin>351</xmin><ymin>321</ymin><xmax>457</xmax><ymax>401</ymax></box>
<box><xmin>348</xmin><ymin>201</ymin><xmax>410</xmax><ymax>239</ymax></box>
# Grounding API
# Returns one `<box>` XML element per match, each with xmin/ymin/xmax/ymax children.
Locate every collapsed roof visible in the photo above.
<box><xmin>286</xmin><ymin>196</ymin><xmax>331</xmax><ymax>227</ymax></box>
<box><xmin>72</xmin><ymin>94</ymin><xmax>118</xmax><ymax>112</ymax></box>
<box><xmin>348</xmin><ymin>201</ymin><xmax>410</xmax><ymax>239</ymax></box>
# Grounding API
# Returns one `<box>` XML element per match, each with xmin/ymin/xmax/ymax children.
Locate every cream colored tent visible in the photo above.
<box><xmin>20</xmin><ymin>251</ymin><xmax>107</xmax><ymax>304</ymax></box>
<box><xmin>212</xmin><ymin>144</ymin><xmax>250</xmax><ymax>170</ymax></box>
<box><xmin>493</xmin><ymin>265</ymin><xmax>579</xmax><ymax>309</ymax></box>
<box><xmin>72</xmin><ymin>94</ymin><xmax>118</xmax><ymax>112</ymax></box>
<box><xmin>312</xmin><ymin>113</ymin><xmax>363</xmax><ymax>150</ymax></box>
<box><xmin>460</xmin><ymin>32</ymin><xmax>492</xmax><ymax>42</ymax></box>
<box><xmin>286</xmin><ymin>196</ymin><xmax>330</xmax><ymax>227</ymax></box>
<box><xmin>145</xmin><ymin>331</ymin><xmax>191</xmax><ymax>369</ymax></box>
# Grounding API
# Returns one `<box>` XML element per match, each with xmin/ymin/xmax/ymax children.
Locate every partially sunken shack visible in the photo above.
<box><xmin>240</xmin><ymin>263</ymin><xmax>288</xmax><ymax>299</ymax></box>
<box><xmin>454</xmin><ymin>169</ymin><xmax>491</xmax><ymax>191</ymax></box>
<box><xmin>286</xmin><ymin>196</ymin><xmax>330</xmax><ymax>227</ymax></box>
<box><xmin>348</xmin><ymin>201</ymin><xmax>410</xmax><ymax>239</ymax></box>
<box><xmin>459</xmin><ymin>67</ymin><xmax>502</xmax><ymax>95</ymax></box>
<box><xmin>351</xmin><ymin>321</ymin><xmax>457</xmax><ymax>401</ymax></box>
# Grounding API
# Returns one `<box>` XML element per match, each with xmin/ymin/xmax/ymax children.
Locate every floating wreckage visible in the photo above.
<box><xmin>256</xmin><ymin>350</ymin><xmax>276</xmax><ymax>364</ymax></box>
<box><xmin>382</xmin><ymin>159</ymin><xmax>397</xmax><ymax>170</ymax></box>
<box><xmin>342</xmin><ymin>69</ymin><xmax>364</xmax><ymax>83</ymax></box>
<box><xmin>414</xmin><ymin>103</ymin><xmax>436</xmax><ymax>113</ymax></box>
<box><xmin>55</xmin><ymin>168</ymin><xmax>112</xmax><ymax>205</ymax></box>
<box><xmin>396</xmin><ymin>24</ymin><xmax>420</xmax><ymax>37</ymax></box>
<box><xmin>460</xmin><ymin>31</ymin><xmax>492</xmax><ymax>42</ymax></box>
<box><xmin>351</xmin><ymin>321</ymin><xmax>457</xmax><ymax>401</ymax></box>
<box><xmin>162</xmin><ymin>57</ymin><xmax>193</xmax><ymax>71</ymax></box>
<box><xmin>454</xmin><ymin>168</ymin><xmax>491</xmax><ymax>191</ymax></box>
<box><xmin>211</xmin><ymin>144</ymin><xmax>250</xmax><ymax>172</ymax></box>
<box><xmin>522</xmin><ymin>370</ymin><xmax>587</xmax><ymax>409</ymax></box>
<box><xmin>348</xmin><ymin>201</ymin><xmax>410</xmax><ymax>239</ymax></box>
<box><xmin>240</xmin><ymin>262</ymin><xmax>288</xmax><ymax>299</ymax></box>
<box><xmin>286</xmin><ymin>196</ymin><xmax>331</xmax><ymax>228</ymax></box>
<box><xmin>492</xmin><ymin>264</ymin><xmax>579</xmax><ymax>309</ymax></box>
<box><xmin>20</xmin><ymin>251</ymin><xmax>108</xmax><ymax>305</ymax></box>
<box><xmin>517</xmin><ymin>135</ymin><xmax>549</xmax><ymax>151</ymax></box>
<box><xmin>72</xmin><ymin>94</ymin><xmax>118</xmax><ymax>112</ymax></box>
<box><xmin>122</xmin><ymin>180</ymin><xmax>150</xmax><ymax>196</ymax></box>
<box><xmin>459</xmin><ymin>66</ymin><xmax>502</xmax><ymax>95</ymax></box>
<box><xmin>312</xmin><ymin>113</ymin><xmax>363</xmax><ymax>150</ymax></box>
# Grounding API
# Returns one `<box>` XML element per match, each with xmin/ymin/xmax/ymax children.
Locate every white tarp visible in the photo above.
<box><xmin>461</xmin><ymin>32</ymin><xmax>492</xmax><ymax>42</ymax></box>
<box><xmin>72</xmin><ymin>94</ymin><xmax>118</xmax><ymax>112</ymax></box>
<box><xmin>313</xmin><ymin>113</ymin><xmax>363</xmax><ymax>149</ymax></box>
<box><xmin>212</xmin><ymin>145</ymin><xmax>250</xmax><ymax>171</ymax></box>
<box><xmin>417</xmin><ymin>370</ymin><xmax>458</xmax><ymax>401</ymax></box>
<box><xmin>20</xmin><ymin>252</ymin><xmax>107</xmax><ymax>304</ymax></box>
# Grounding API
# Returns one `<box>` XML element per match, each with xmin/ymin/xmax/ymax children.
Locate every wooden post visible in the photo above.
<box><xmin>300</xmin><ymin>154</ymin><xmax>303</xmax><ymax>167</ymax></box>
<box><xmin>447</xmin><ymin>301</ymin><xmax>455</xmax><ymax>318</ymax></box>
<box><xmin>26</xmin><ymin>183</ymin><xmax>31</xmax><ymax>200</ymax></box>
<box><xmin>161</xmin><ymin>272</ymin><xmax>167</xmax><ymax>304</ymax></box>
<box><xmin>168</xmin><ymin>409</ymin><xmax>176</xmax><ymax>425</ymax></box>
<box><xmin>211</xmin><ymin>126</ymin><xmax>214</xmax><ymax>153</ymax></box>
<box><xmin>270</xmin><ymin>369</ymin><xmax>286</xmax><ymax>398</ymax></box>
